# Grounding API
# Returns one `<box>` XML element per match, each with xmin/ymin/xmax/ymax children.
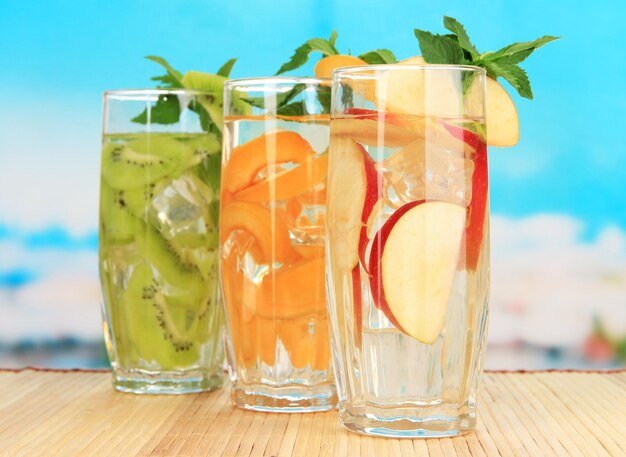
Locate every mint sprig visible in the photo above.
<box><xmin>241</xmin><ymin>84</ymin><xmax>331</xmax><ymax>116</ymax></box>
<box><xmin>413</xmin><ymin>30</ymin><xmax>466</xmax><ymax>64</ymax></box>
<box><xmin>414</xmin><ymin>16</ymin><xmax>560</xmax><ymax>99</ymax></box>
<box><xmin>276</xmin><ymin>30</ymin><xmax>397</xmax><ymax>74</ymax></box>
<box><xmin>276</xmin><ymin>31</ymin><xmax>339</xmax><ymax>75</ymax></box>
<box><xmin>216</xmin><ymin>58</ymin><xmax>237</xmax><ymax>77</ymax></box>
<box><xmin>132</xmin><ymin>56</ymin><xmax>239</xmax><ymax>131</ymax></box>
<box><xmin>358</xmin><ymin>49</ymin><xmax>397</xmax><ymax>64</ymax></box>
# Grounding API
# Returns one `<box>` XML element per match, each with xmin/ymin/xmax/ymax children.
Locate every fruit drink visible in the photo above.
<box><xmin>100</xmin><ymin>91</ymin><xmax>225</xmax><ymax>394</ymax></box>
<box><xmin>326</xmin><ymin>65</ymin><xmax>489</xmax><ymax>436</ymax></box>
<box><xmin>220</xmin><ymin>78</ymin><xmax>336</xmax><ymax>412</ymax></box>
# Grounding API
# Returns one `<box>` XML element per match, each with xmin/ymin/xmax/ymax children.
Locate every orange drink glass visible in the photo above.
<box><xmin>220</xmin><ymin>77</ymin><xmax>336</xmax><ymax>412</ymax></box>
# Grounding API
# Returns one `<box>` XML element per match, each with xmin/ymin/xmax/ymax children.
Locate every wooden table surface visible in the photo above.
<box><xmin>0</xmin><ymin>368</ymin><xmax>624</xmax><ymax>456</ymax></box>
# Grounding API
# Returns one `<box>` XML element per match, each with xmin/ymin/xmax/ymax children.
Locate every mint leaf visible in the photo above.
<box><xmin>359</xmin><ymin>49</ymin><xmax>397</xmax><ymax>64</ymax></box>
<box><xmin>499</xmin><ymin>64</ymin><xmax>533</xmax><ymax>99</ymax></box>
<box><xmin>145</xmin><ymin>56</ymin><xmax>183</xmax><ymax>86</ymax></box>
<box><xmin>484</xmin><ymin>61</ymin><xmax>533</xmax><ymax>99</ymax></box>
<box><xmin>443</xmin><ymin>16</ymin><xmax>479</xmax><ymax>59</ymax></box>
<box><xmin>242</xmin><ymin>84</ymin><xmax>330</xmax><ymax>115</ymax></box>
<box><xmin>276</xmin><ymin>101</ymin><xmax>307</xmax><ymax>116</ymax></box>
<box><xmin>217</xmin><ymin>58</ymin><xmax>237</xmax><ymax>77</ymax></box>
<box><xmin>193</xmin><ymin>103</ymin><xmax>216</xmax><ymax>132</ymax></box>
<box><xmin>414</xmin><ymin>18</ymin><xmax>560</xmax><ymax>99</ymax></box>
<box><xmin>276</xmin><ymin>36</ymin><xmax>339</xmax><ymax>75</ymax></box>
<box><xmin>150</xmin><ymin>74</ymin><xmax>181</xmax><ymax>88</ymax></box>
<box><xmin>307</xmin><ymin>38</ymin><xmax>339</xmax><ymax>56</ymax></box>
<box><xmin>131</xmin><ymin>94</ymin><xmax>181</xmax><ymax>124</ymax></box>
<box><xmin>316</xmin><ymin>85</ymin><xmax>331</xmax><ymax>113</ymax></box>
<box><xmin>340</xmin><ymin>83</ymin><xmax>354</xmax><ymax>109</ymax></box>
<box><xmin>486</xmin><ymin>35</ymin><xmax>560</xmax><ymax>62</ymax></box>
<box><xmin>490</xmin><ymin>48</ymin><xmax>533</xmax><ymax>66</ymax></box>
<box><xmin>462</xmin><ymin>72</ymin><xmax>477</xmax><ymax>96</ymax></box>
<box><xmin>200</xmin><ymin>153</ymin><xmax>221</xmax><ymax>193</ymax></box>
<box><xmin>329</xmin><ymin>29</ymin><xmax>338</xmax><ymax>47</ymax></box>
<box><xmin>242</xmin><ymin>83</ymin><xmax>307</xmax><ymax>110</ymax></box>
<box><xmin>276</xmin><ymin>43</ymin><xmax>312</xmax><ymax>75</ymax></box>
<box><xmin>414</xmin><ymin>29</ymin><xmax>466</xmax><ymax>64</ymax></box>
<box><xmin>240</xmin><ymin>97</ymin><xmax>265</xmax><ymax>109</ymax></box>
<box><xmin>281</xmin><ymin>84</ymin><xmax>308</xmax><ymax>105</ymax></box>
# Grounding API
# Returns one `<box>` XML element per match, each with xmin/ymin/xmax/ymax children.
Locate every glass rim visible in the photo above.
<box><xmin>103</xmin><ymin>88</ymin><xmax>218</xmax><ymax>98</ymax></box>
<box><xmin>224</xmin><ymin>76</ymin><xmax>329</xmax><ymax>89</ymax></box>
<box><xmin>333</xmin><ymin>63</ymin><xmax>487</xmax><ymax>77</ymax></box>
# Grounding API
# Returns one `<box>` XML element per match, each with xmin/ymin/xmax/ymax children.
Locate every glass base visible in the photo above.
<box><xmin>112</xmin><ymin>367</ymin><xmax>223</xmax><ymax>394</ymax></box>
<box><xmin>231</xmin><ymin>381</ymin><xmax>337</xmax><ymax>413</ymax></box>
<box><xmin>339</xmin><ymin>402</ymin><xmax>475</xmax><ymax>438</ymax></box>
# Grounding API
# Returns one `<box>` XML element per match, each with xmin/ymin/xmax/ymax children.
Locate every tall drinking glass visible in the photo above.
<box><xmin>100</xmin><ymin>89</ymin><xmax>224</xmax><ymax>394</ymax></box>
<box><xmin>221</xmin><ymin>78</ymin><xmax>336</xmax><ymax>411</ymax></box>
<box><xmin>327</xmin><ymin>65</ymin><xmax>489</xmax><ymax>436</ymax></box>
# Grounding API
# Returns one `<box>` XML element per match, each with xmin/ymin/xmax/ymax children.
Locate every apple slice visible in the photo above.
<box><xmin>328</xmin><ymin>137</ymin><xmax>380</xmax><ymax>271</ymax></box>
<box><xmin>378</xmin><ymin>56</ymin><xmax>462</xmax><ymax>118</ymax></box>
<box><xmin>332</xmin><ymin>108</ymin><xmax>423</xmax><ymax>147</ymax></box>
<box><xmin>484</xmin><ymin>77</ymin><xmax>519</xmax><ymax>147</ymax></box>
<box><xmin>441</xmin><ymin>123</ymin><xmax>489</xmax><ymax>271</ymax></box>
<box><xmin>368</xmin><ymin>200</ymin><xmax>466</xmax><ymax>344</ymax></box>
<box><xmin>352</xmin><ymin>266</ymin><xmax>362</xmax><ymax>347</ymax></box>
<box><xmin>378</xmin><ymin>56</ymin><xmax>519</xmax><ymax>147</ymax></box>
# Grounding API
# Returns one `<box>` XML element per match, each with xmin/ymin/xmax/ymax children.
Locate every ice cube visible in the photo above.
<box><xmin>382</xmin><ymin>139</ymin><xmax>473</xmax><ymax>209</ymax></box>
<box><xmin>151</xmin><ymin>173</ymin><xmax>213</xmax><ymax>241</ymax></box>
<box><xmin>283</xmin><ymin>184</ymin><xmax>327</xmax><ymax>247</ymax></box>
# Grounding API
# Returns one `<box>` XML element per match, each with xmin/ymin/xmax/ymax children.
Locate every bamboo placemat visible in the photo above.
<box><xmin>0</xmin><ymin>369</ymin><xmax>624</xmax><ymax>456</ymax></box>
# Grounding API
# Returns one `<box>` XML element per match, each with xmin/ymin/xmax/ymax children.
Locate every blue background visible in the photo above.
<box><xmin>2</xmin><ymin>0</ymin><xmax>624</xmax><ymax>235</ymax></box>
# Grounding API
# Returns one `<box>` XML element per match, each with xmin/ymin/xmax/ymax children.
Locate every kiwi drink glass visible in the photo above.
<box><xmin>326</xmin><ymin>65</ymin><xmax>489</xmax><ymax>436</ymax></box>
<box><xmin>100</xmin><ymin>89</ymin><xmax>224</xmax><ymax>394</ymax></box>
<box><xmin>221</xmin><ymin>78</ymin><xmax>336</xmax><ymax>412</ymax></box>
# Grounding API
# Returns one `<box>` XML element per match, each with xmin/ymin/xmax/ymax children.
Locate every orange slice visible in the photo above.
<box><xmin>221</xmin><ymin>201</ymin><xmax>298</xmax><ymax>264</ymax></box>
<box><xmin>293</xmin><ymin>244</ymin><xmax>324</xmax><ymax>259</ymax></box>
<box><xmin>314</xmin><ymin>55</ymin><xmax>367</xmax><ymax>79</ymax></box>
<box><xmin>224</xmin><ymin>131</ymin><xmax>315</xmax><ymax>193</ymax></box>
<box><xmin>233</xmin><ymin>154</ymin><xmax>328</xmax><ymax>202</ymax></box>
<box><xmin>251</xmin><ymin>257</ymin><xmax>325</xmax><ymax>320</ymax></box>
<box><xmin>279</xmin><ymin>317</ymin><xmax>330</xmax><ymax>370</ymax></box>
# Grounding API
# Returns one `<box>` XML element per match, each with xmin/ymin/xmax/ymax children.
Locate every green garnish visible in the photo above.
<box><xmin>414</xmin><ymin>16</ymin><xmax>560</xmax><ymax>99</ymax></box>
<box><xmin>133</xmin><ymin>55</ymin><xmax>239</xmax><ymax>192</ymax></box>
<box><xmin>132</xmin><ymin>55</ymin><xmax>239</xmax><ymax>132</ymax></box>
<box><xmin>358</xmin><ymin>49</ymin><xmax>397</xmax><ymax>65</ymax></box>
<box><xmin>270</xmin><ymin>31</ymin><xmax>396</xmax><ymax>115</ymax></box>
<box><xmin>241</xmin><ymin>83</ymin><xmax>331</xmax><ymax>116</ymax></box>
<box><xmin>276</xmin><ymin>30</ymin><xmax>397</xmax><ymax>75</ymax></box>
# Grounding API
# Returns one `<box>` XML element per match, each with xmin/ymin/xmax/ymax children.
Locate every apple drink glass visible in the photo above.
<box><xmin>327</xmin><ymin>65</ymin><xmax>489</xmax><ymax>436</ymax></box>
<box><xmin>221</xmin><ymin>77</ymin><xmax>336</xmax><ymax>412</ymax></box>
<box><xmin>100</xmin><ymin>89</ymin><xmax>225</xmax><ymax>394</ymax></box>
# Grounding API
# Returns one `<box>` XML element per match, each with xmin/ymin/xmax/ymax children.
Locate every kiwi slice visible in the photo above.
<box><xmin>111</xmin><ymin>179</ymin><xmax>168</xmax><ymax>219</ymax></box>
<box><xmin>180</xmin><ymin>246</ymin><xmax>218</xmax><ymax>280</ymax></box>
<box><xmin>99</xmin><ymin>182</ymin><xmax>141</xmax><ymax>242</ymax></box>
<box><xmin>134</xmin><ymin>224</ymin><xmax>206</xmax><ymax>296</ymax></box>
<box><xmin>119</xmin><ymin>263</ymin><xmax>202</xmax><ymax>369</ymax></box>
<box><xmin>101</xmin><ymin>143</ymin><xmax>175</xmax><ymax>191</ymax></box>
<box><xmin>182</xmin><ymin>133</ymin><xmax>221</xmax><ymax>159</ymax></box>
<box><xmin>101</xmin><ymin>136</ymin><xmax>199</xmax><ymax>190</ymax></box>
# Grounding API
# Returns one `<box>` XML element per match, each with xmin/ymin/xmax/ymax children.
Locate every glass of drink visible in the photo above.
<box><xmin>327</xmin><ymin>65</ymin><xmax>489</xmax><ymax>436</ymax></box>
<box><xmin>221</xmin><ymin>77</ymin><xmax>336</xmax><ymax>411</ymax></box>
<box><xmin>100</xmin><ymin>89</ymin><xmax>224</xmax><ymax>394</ymax></box>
